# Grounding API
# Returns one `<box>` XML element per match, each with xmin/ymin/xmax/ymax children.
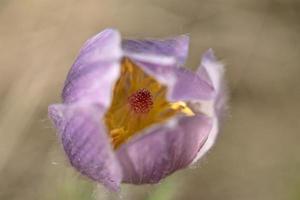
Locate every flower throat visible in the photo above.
<box><xmin>104</xmin><ymin>58</ymin><xmax>194</xmax><ymax>149</ymax></box>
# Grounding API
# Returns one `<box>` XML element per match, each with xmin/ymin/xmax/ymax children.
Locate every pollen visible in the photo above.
<box><xmin>104</xmin><ymin>57</ymin><xmax>194</xmax><ymax>149</ymax></box>
<box><xmin>128</xmin><ymin>89</ymin><xmax>153</xmax><ymax>114</ymax></box>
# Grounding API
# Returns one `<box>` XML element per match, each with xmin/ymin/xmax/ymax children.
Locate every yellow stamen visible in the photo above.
<box><xmin>170</xmin><ymin>101</ymin><xmax>194</xmax><ymax>116</ymax></box>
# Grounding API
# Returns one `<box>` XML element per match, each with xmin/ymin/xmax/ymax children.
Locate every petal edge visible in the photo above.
<box><xmin>122</xmin><ymin>34</ymin><xmax>189</xmax><ymax>66</ymax></box>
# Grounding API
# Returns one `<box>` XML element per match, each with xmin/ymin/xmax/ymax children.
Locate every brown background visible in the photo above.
<box><xmin>0</xmin><ymin>0</ymin><xmax>300</xmax><ymax>199</ymax></box>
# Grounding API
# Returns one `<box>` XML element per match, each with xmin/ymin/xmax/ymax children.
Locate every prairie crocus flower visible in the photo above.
<box><xmin>48</xmin><ymin>28</ymin><xmax>226</xmax><ymax>191</ymax></box>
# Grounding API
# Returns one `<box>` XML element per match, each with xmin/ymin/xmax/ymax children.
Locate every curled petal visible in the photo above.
<box><xmin>48</xmin><ymin>103</ymin><xmax>122</xmax><ymax>191</ymax></box>
<box><xmin>192</xmin><ymin>117</ymin><xmax>219</xmax><ymax>163</ymax></box>
<box><xmin>62</xmin><ymin>29</ymin><xmax>122</xmax><ymax>107</ymax></box>
<box><xmin>122</xmin><ymin>35</ymin><xmax>189</xmax><ymax>66</ymax></box>
<box><xmin>197</xmin><ymin>49</ymin><xmax>224</xmax><ymax>91</ymax></box>
<box><xmin>192</xmin><ymin>49</ymin><xmax>227</xmax><ymax>163</ymax></box>
<box><xmin>197</xmin><ymin>48</ymin><xmax>227</xmax><ymax>117</ymax></box>
<box><xmin>116</xmin><ymin>114</ymin><xmax>212</xmax><ymax>184</ymax></box>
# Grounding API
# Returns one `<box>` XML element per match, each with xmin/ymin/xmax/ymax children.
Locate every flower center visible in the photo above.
<box><xmin>128</xmin><ymin>89</ymin><xmax>153</xmax><ymax>114</ymax></box>
<box><xmin>104</xmin><ymin>58</ymin><xmax>194</xmax><ymax>149</ymax></box>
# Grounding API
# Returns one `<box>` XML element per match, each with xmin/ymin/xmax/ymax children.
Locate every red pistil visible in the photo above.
<box><xmin>128</xmin><ymin>88</ymin><xmax>153</xmax><ymax>114</ymax></box>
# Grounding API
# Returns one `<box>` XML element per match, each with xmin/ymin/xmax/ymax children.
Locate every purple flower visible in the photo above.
<box><xmin>48</xmin><ymin>28</ymin><xmax>226</xmax><ymax>191</ymax></box>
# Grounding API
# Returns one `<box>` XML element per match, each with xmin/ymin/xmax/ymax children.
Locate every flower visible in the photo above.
<box><xmin>48</xmin><ymin>28</ymin><xmax>226</xmax><ymax>191</ymax></box>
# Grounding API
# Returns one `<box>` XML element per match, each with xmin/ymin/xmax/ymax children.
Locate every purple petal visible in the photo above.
<box><xmin>48</xmin><ymin>103</ymin><xmax>122</xmax><ymax>191</ymax></box>
<box><xmin>191</xmin><ymin>117</ymin><xmax>219</xmax><ymax>163</ymax></box>
<box><xmin>191</xmin><ymin>49</ymin><xmax>227</xmax><ymax>163</ymax></box>
<box><xmin>122</xmin><ymin>35</ymin><xmax>189</xmax><ymax>66</ymax></box>
<box><xmin>197</xmin><ymin>49</ymin><xmax>224</xmax><ymax>91</ymax></box>
<box><xmin>62</xmin><ymin>29</ymin><xmax>122</xmax><ymax>107</ymax></box>
<box><xmin>62</xmin><ymin>61</ymin><xmax>120</xmax><ymax>107</ymax></box>
<box><xmin>72</xmin><ymin>28</ymin><xmax>122</xmax><ymax>73</ymax></box>
<box><xmin>116</xmin><ymin>115</ymin><xmax>212</xmax><ymax>184</ymax></box>
<box><xmin>197</xmin><ymin>49</ymin><xmax>227</xmax><ymax>117</ymax></box>
<box><xmin>170</xmin><ymin>66</ymin><xmax>215</xmax><ymax>101</ymax></box>
<box><xmin>129</xmin><ymin>60</ymin><xmax>215</xmax><ymax>102</ymax></box>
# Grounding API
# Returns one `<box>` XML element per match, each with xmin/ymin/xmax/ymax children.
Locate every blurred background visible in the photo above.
<box><xmin>0</xmin><ymin>0</ymin><xmax>300</xmax><ymax>199</ymax></box>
